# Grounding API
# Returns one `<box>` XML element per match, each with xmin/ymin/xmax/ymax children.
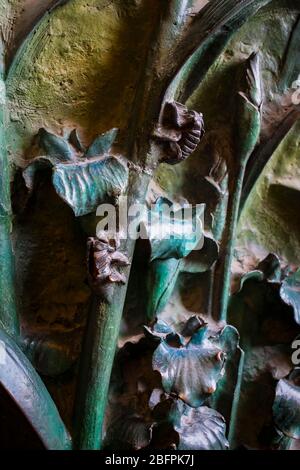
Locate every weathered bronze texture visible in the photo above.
<box><xmin>0</xmin><ymin>0</ymin><xmax>299</xmax><ymax>453</ymax></box>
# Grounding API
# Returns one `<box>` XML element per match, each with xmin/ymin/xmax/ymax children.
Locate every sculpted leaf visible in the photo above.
<box><xmin>22</xmin><ymin>128</ymin><xmax>127</xmax><ymax>216</ymax></box>
<box><xmin>145</xmin><ymin>197</ymin><xmax>205</xmax><ymax>261</ymax></box>
<box><xmin>37</xmin><ymin>128</ymin><xmax>74</xmax><ymax>161</ymax></box>
<box><xmin>152</xmin><ymin>318</ymin><xmax>226</xmax><ymax>407</ymax></box>
<box><xmin>53</xmin><ymin>156</ymin><xmax>128</xmax><ymax>216</ymax></box>
<box><xmin>86</xmin><ymin>128</ymin><xmax>119</xmax><ymax>158</ymax></box>
<box><xmin>280</xmin><ymin>269</ymin><xmax>300</xmax><ymax>326</ymax></box>
<box><xmin>170</xmin><ymin>401</ymin><xmax>228</xmax><ymax>450</ymax></box>
<box><xmin>273</xmin><ymin>373</ymin><xmax>300</xmax><ymax>439</ymax></box>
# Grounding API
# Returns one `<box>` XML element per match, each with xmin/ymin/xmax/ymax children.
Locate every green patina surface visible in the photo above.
<box><xmin>0</xmin><ymin>0</ymin><xmax>299</xmax><ymax>451</ymax></box>
<box><xmin>6</xmin><ymin>0</ymin><xmax>158</xmax><ymax>158</ymax></box>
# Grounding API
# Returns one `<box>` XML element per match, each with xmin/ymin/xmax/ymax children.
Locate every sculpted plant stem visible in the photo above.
<box><xmin>212</xmin><ymin>163</ymin><xmax>246</xmax><ymax>323</ymax></box>
<box><xmin>74</xmin><ymin>170</ymin><xmax>151</xmax><ymax>450</ymax></box>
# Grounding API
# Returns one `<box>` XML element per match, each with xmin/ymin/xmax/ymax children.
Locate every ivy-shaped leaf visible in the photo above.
<box><xmin>22</xmin><ymin>127</ymin><xmax>126</xmax><ymax>216</ymax></box>
<box><xmin>145</xmin><ymin>197</ymin><xmax>205</xmax><ymax>261</ymax></box>
<box><xmin>53</xmin><ymin>156</ymin><xmax>128</xmax><ymax>216</ymax></box>
<box><xmin>280</xmin><ymin>269</ymin><xmax>300</xmax><ymax>326</ymax></box>
<box><xmin>151</xmin><ymin>318</ymin><xmax>226</xmax><ymax>407</ymax></box>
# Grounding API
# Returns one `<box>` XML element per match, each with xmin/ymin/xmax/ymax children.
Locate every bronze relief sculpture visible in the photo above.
<box><xmin>0</xmin><ymin>0</ymin><xmax>299</xmax><ymax>452</ymax></box>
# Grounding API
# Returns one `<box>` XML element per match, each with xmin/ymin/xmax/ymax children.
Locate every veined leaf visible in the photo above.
<box><xmin>0</xmin><ymin>329</ymin><xmax>71</xmax><ymax>450</ymax></box>
<box><xmin>152</xmin><ymin>319</ymin><xmax>226</xmax><ymax>407</ymax></box>
<box><xmin>170</xmin><ymin>401</ymin><xmax>229</xmax><ymax>450</ymax></box>
<box><xmin>53</xmin><ymin>156</ymin><xmax>128</xmax><ymax>216</ymax></box>
<box><xmin>24</xmin><ymin>154</ymin><xmax>129</xmax><ymax>217</ymax></box>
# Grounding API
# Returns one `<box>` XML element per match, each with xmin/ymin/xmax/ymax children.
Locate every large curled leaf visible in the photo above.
<box><xmin>170</xmin><ymin>401</ymin><xmax>228</xmax><ymax>450</ymax></box>
<box><xmin>145</xmin><ymin>197</ymin><xmax>205</xmax><ymax>261</ymax></box>
<box><xmin>152</xmin><ymin>319</ymin><xmax>226</xmax><ymax>407</ymax></box>
<box><xmin>0</xmin><ymin>329</ymin><xmax>71</xmax><ymax>450</ymax></box>
<box><xmin>280</xmin><ymin>269</ymin><xmax>300</xmax><ymax>326</ymax></box>
<box><xmin>273</xmin><ymin>374</ymin><xmax>300</xmax><ymax>439</ymax></box>
<box><xmin>24</xmin><ymin>155</ymin><xmax>128</xmax><ymax>217</ymax></box>
<box><xmin>53</xmin><ymin>156</ymin><xmax>128</xmax><ymax>216</ymax></box>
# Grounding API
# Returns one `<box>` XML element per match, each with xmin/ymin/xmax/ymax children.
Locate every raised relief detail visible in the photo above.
<box><xmin>87</xmin><ymin>236</ymin><xmax>130</xmax><ymax>297</ymax></box>
<box><xmin>153</xmin><ymin>101</ymin><xmax>205</xmax><ymax>165</ymax></box>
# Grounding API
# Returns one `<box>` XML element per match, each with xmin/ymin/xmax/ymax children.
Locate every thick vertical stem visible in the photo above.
<box><xmin>74</xmin><ymin>263</ymin><xmax>134</xmax><ymax>449</ymax></box>
<box><xmin>74</xmin><ymin>172</ymin><xmax>150</xmax><ymax>449</ymax></box>
<box><xmin>0</xmin><ymin>82</ymin><xmax>19</xmax><ymax>339</ymax></box>
<box><xmin>212</xmin><ymin>164</ymin><xmax>246</xmax><ymax>323</ymax></box>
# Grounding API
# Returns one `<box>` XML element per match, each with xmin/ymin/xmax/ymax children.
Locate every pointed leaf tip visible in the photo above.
<box><xmin>86</xmin><ymin>128</ymin><xmax>119</xmax><ymax>158</ymax></box>
<box><xmin>37</xmin><ymin>128</ymin><xmax>74</xmax><ymax>161</ymax></box>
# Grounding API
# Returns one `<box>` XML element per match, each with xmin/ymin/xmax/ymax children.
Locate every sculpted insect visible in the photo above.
<box><xmin>153</xmin><ymin>101</ymin><xmax>205</xmax><ymax>164</ymax></box>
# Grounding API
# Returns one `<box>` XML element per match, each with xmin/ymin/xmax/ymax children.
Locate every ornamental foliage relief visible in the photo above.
<box><xmin>0</xmin><ymin>0</ymin><xmax>299</xmax><ymax>450</ymax></box>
